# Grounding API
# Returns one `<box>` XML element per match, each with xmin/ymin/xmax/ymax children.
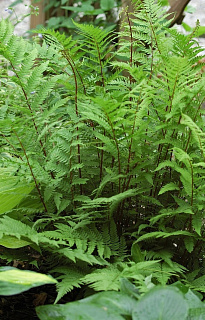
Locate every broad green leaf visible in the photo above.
<box><xmin>171</xmin><ymin>281</ymin><xmax>189</xmax><ymax>294</ymax></box>
<box><xmin>132</xmin><ymin>286</ymin><xmax>188</xmax><ymax>320</ymax></box>
<box><xmin>0</xmin><ymin>184</ymin><xmax>34</xmax><ymax>214</ymax></box>
<box><xmin>182</xmin><ymin>22</ymin><xmax>192</xmax><ymax>32</ymax></box>
<box><xmin>158</xmin><ymin>0</ymin><xmax>169</xmax><ymax>5</ymax></box>
<box><xmin>120</xmin><ymin>278</ymin><xmax>140</xmax><ymax>299</ymax></box>
<box><xmin>100</xmin><ymin>0</ymin><xmax>115</xmax><ymax>11</ymax></box>
<box><xmin>185</xmin><ymin>289</ymin><xmax>204</xmax><ymax>309</ymax></box>
<box><xmin>36</xmin><ymin>301</ymin><xmax>124</xmax><ymax>320</ymax></box>
<box><xmin>0</xmin><ymin>169</ymin><xmax>34</xmax><ymax>214</ymax></box>
<box><xmin>82</xmin><ymin>290</ymin><xmax>137</xmax><ymax>316</ymax></box>
<box><xmin>184</xmin><ymin>237</ymin><xmax>194</xmax><ymax>253</ymax></box>
<box><xmin>131</xmin><ymin>242</ymin><xmax>144</xmax><ymax>263</ymax></box>
<box><xmin>0</xmin><ymin>267</ymin><xmax>57</xmax><ymax>296</ymax></box>
<box><xmin>62</xmin><ymin>4</ymin><xmax>95</xmax><ymax>14</ymax></box>
<box><xmin>0</xmin><ymin>235</ymin><xmax>31</xmax><ymax>248</ymax></box>
<box><xmin>185</xmin><ymin>5</ymin><xmax>195</xmax><ymax>13</ymax></box>
<box><xmin>195</xmin><ymin>26</ymin><xmax>205</xmax><ymax>37</ymax></box>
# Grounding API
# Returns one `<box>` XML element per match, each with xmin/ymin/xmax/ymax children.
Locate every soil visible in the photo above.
<box><xmin>0</xmin><ymin>285</ymin><xmax>54</xmax><ymax>320</ymax></box>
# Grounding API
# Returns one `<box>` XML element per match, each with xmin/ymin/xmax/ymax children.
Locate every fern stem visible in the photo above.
<box><xmin>149</xmin><ymin>33</ymin><xmax>154</xmax><ymax>80</ymax></box>
<box><xmin>150</xmin><ymin>143</ymin><xmax>163</xmax><ymax>197</ymax></box>
<box><xmin>144</xmin><ymin>2</ymin><xmax>172</xmax><ymax>192</ymax></box>
<box><xmin>146</xmin><ymin>8</ymin><xmax>172</xmax><ymax>196</ymax></box>
<box><xmin>10</xmin><ymin>61</ymin><xmax>56</xmax><ymax>181</ymax></box>
<box><xmin>95</xmin><ymin>40</ymin><xmax>105</xmax><ymax>87</ymax></box>
<box><xmin>126</xmin><ymin>10</ymin><xmax>134</xmax><ymax>87</ymax></box>
<box><xmin>189</xmin><ymin>159</ymin><xmax>194</xmax><ymax>208</ymax></box>
<box><xmin>152</xmin><ymin>115</ymin><xmax>181</xmax><ymax>198</ymax></box>
<box><xmin>93</xmin><ymin>35</ymin><xmax>106</xmax><ymax>180</ymax></box>
<box><xmin>10</xmin><ymin>61</ymin><xmax>48</xmax><ymax>158</ymax></box>
<box><xmin>122</xmin><ymin>95</ymin><xmax>142</xmax><ymax>192</ymax></box>
<box><xmin>13</xmin><ymin>130</ymin><xmax>47</xmax><ymax>212</ymax></box>
<box><xmin>68</xmin><ymin>54</ymin><xmax>86</xmax><ymax>95</ymax></box>
<box><xmin>99</xmin><ymin>130</ymin><xmax>105</xmax><ymax>182</ymax></box>
<box><xmin>107</xmin><ymin>114</ymin><xmax>121</xmax><ymax>192</ymax></box>
<box><xmin>62</xmin><ymin>51</ymin><xmax>83</xmax><ymax>195</ymax></box>
<box><xmin>69</xmin><ymin>137</ymin><xmax>74</xmax><ymax>204</ymax></box>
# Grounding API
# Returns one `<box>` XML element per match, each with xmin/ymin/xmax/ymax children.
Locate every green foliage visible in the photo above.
<box><xmin>23</xmin><ymin>0</ymin><xmax>120</xmax><ymax>34</ymax></box>
<box><xmin>36</xmin><ymin>280</ymin><xmax>205</xmax><ymax>320</ymax></box>
<box><xmin>51</xmin><ymin>0</ymin><xmax>119</xmax><ymax>32</ymax></box>
<box><xmin>1</xmin><ymin>0</ymin><xmax>205</xmax><ymax>314</ymax></box>
<box><xmin>132</xmin><ymin>286</ymin><xmax>188</xmax><ymax>320</ymax></box>
<box><xmin>0</xmin><ymin>266</ymin><xmax>57</xmax><ymax>296</ymax></box>
<box><xmin>0</xmin><ymin>168</ymin><xmax>34</xmax><ymax>214</ymax></box>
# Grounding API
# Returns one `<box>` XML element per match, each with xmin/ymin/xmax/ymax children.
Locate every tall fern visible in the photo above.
<box><xmin>1</xmin><ymin>0</ymin><xmax>205</xmax><ymax>300</ymax></box>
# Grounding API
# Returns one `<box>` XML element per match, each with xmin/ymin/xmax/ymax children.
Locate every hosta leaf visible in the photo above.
<box><xmin>0</xmin><ymin>267</ymin><xmax>57</xmax><ymax>296</ymax></box>
<box><xmin>185</xmin><ymin>289</ymin><xmax>204</xmax><ymax>309</ymax></box>
<box><xmin>0</xmin><ymin>235</ymin><xmax>31</xmax><ymax>249</ymax></box>
<box><xmin>82</xmin><ymin>290</ymin><xmax>137</xmax><ymax>316</ymax></box>
<box><xmin>120</xmin><ymin>278</ymin><xmax>140</xmax><ymax>299</ymax></box>
<box><xmin>132</xmin><ymin>286</ymin><xmax>188</xmax><ymax>320</ymax></box>
<box><xmin>37</xmin><ymin>302</ymin><xmax>124</xmax><ymax>320</ymax></box>
<box><xmin>0</xmin><ymin>169</ymin><xmax>34</xmax><ymax>214</ymax></box>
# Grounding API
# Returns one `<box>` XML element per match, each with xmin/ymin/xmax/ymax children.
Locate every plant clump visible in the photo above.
<box><xmin>0</xmin><ymin>0</ymin><xmax>205</xmax><ymax>318</ymax></box>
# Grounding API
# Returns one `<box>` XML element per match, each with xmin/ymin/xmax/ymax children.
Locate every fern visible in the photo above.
<box><xmin>83</xmin><ymin>264</ymin><xmax>123</xmax><ymax>291</ymax></box>
<box><xmin>52</xmin><ymin>266</ymin><xmax>86</xmax><ymax>303</ymax></box>
<box><xmin>1</xmin><ymin>0</ymin><xmax>205</xmax><ymax>301</ymax></box>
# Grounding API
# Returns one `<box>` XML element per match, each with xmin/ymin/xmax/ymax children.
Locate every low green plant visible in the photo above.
<box><xmin>44</xmin><ymin>0</ymin><xmax>120</xmax><ymax>32</ymax></box>
<box><xmin>0</xmin><ymin>266</ymin><xmax>57</xmax><ymax>296</ymax></box>
<box><xmin>36</xmin><ymin>279</ymin><xmax>205</xmax><ymax>320</ymax></box>
<box><xmin>10</xmin><ymin>0</ymin><xmax>121</xmax><ymax>34</ymax></box>
<box><xmin>1</xmin><ymin>0</ymin><xmax>205</xmax><ymax>313</ymax></box>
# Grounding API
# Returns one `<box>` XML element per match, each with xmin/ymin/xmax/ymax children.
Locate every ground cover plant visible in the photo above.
<box><xmin>1</xmin><ymin>0</ymin><xmax>205</xmax><ymax>318</ymax></box>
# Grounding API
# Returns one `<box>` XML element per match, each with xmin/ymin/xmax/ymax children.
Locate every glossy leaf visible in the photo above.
<box><xmin>0</xmin><ymin>267</ymin><xmax>57</xmax><ymax>296</ymax></box>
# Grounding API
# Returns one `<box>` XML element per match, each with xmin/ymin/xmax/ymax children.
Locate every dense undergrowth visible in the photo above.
<box><xmin>1</xmin><ymin>0</ymin><xmax>205</xmax><ymax>318</ymax></box>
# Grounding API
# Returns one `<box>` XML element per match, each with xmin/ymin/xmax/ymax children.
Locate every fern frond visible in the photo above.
<box><xmin>51</xmin><ymin>266</ymin><xmax>86</xmax><ymax>303</ymax></box>
<box><xmin>0</xmin><ymin>19</ymin><xmax>14</xmax><ymax>44</ymax></box>
<box><xmin>83</xmin><ymin>264</ymin><xmax>122</xmax><ymax>291</ymax></box>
